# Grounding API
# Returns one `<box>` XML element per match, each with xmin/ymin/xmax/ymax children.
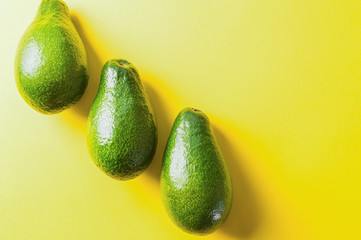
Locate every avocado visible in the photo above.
<box><xmin>87</xmin><ymin>59</ymin><xmax>157</xmax><ymax>180</ymax></box>
<box><xmin>160</xmin><ymin>107</ymin><xmax>232</xmax><ymax>235</ymax></box>
<box><xmin>14</xmin><ymin>0</ymin><xmax>88</xmax><ymax>114</ymax></box>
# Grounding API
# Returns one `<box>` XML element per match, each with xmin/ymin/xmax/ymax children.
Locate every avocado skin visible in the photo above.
<box><xmin>87</xmin><ymin>59</ymin><xmax>157</xmax><ymax>180</ymax></box>
<box><xmin>161</xmin><ymin>108</ymin><xmax>232</xmax><ymax>235</ymax></box>
<box><xmin>14</xmin><ymin>0</ymin><xmax>88</xmax><ymax>114</ymax></box>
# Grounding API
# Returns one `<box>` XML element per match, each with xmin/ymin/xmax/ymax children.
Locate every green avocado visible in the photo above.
<box><xmin>160</xmin><ymin>107</ymin><xmax>232</xmax><ymax>235</ymax></box>
<box><xmin>14</xmin><ymin>0</ymin><xmax>88</xmax><ymax>114</ymax></box>
<box><xmin>87</xmin><ymin>59</ymin><xmax>157</xmax><ymax>180</ymax></box>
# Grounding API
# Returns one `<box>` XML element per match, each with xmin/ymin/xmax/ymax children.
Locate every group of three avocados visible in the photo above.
<box><xmin>14</xmin><ymin>0</ymin><xmax>233</xmax><ymax>235</ymax></box>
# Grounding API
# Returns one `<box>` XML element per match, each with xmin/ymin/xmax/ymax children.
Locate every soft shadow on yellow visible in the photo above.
<box><xmin>62</xmin><ymin>13</ymin><xmax>106</xmax><ymax>131</ymax></box>
<box><xmin>142</xmin><ymin>79</ymin><xmax>175</xmax><ymax>181</ymax></box>
<box><xmin>213</xmin><ymin>124</ymin><xmax>261</xmax><ymax>238</ymax></box>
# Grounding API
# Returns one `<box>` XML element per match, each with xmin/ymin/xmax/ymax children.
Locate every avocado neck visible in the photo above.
<box><xmin>97</xmin><ymin>68</ymin><xmax>139</xmax><ymax>98</ymax></box>
<box><xmin>36</xmin><ymin>0</ymin><xmax>69</xmax><ymax>18</ymax></box>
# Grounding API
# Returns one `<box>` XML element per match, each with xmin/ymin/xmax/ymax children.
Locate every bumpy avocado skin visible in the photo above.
<box><xmin>14</xmin><ymin>0</ymin><xmax>88</xmax><ymax>114</ymax></box>
<box><xmin>87</xmin><ymin>59</ymin><xmax>157</xmax><ymax>180</ymax></box>
<box><xmin>161</xmin><ymin>108</ymin><xmax>232</xmax><ymax>235</ymax></box>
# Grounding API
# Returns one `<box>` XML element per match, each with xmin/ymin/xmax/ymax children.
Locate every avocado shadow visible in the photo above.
<box><xmin>213</xmin><ymin>126</ymin><xmax>261</xmax><ymax>238</ymax></box>
<box><xmin>70</xmin><ymin>13</ymin><xmax>104</xmax><ymax>119</ymax></box>
<box><xmin>142</xmin><ymin>80</ymin><xmax>173</xmax><ymax>181</ymax></box>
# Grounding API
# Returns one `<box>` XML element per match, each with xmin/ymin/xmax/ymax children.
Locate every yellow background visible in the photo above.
<box><xmin>1</xmin><ymin>0</ymin><xmax>360</xmax><ymax>239</ymax></box>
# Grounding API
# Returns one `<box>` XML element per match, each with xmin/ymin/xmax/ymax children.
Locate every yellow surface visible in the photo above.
<box><xmin>1</xmin><ymin>0</ymin><xmax>360</xmax><ymax>239</ymax></box>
